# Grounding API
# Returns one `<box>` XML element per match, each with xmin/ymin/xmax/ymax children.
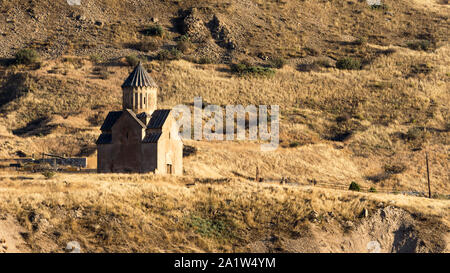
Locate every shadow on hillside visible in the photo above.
<box><xmin>0</xmin><ymin>73</ymin><xmax>29</xmax><ymax>108</ymax></box>
<box><xmin>0</xmin><ymin>58</ymin><xmax>15</xmax><ymax>67</ymax></box>
<box><xmin>12</xmin><ymin>117</ymin><xmax>53</xmax><ymax>137</ymax></box>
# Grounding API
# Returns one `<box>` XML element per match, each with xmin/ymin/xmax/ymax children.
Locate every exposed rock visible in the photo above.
<box><xmin>65</xmin><ymin>241</ymin><xmax>81</xmax><ymax>253</ymax></box>
<box><xmin>308</xmin><ymin>210</ymin><xmax>319</xmax><ymax>222</ymax></box>
<box><xmin>360</xmin><ymin>208</ymin><xmax>369</xmax><ymax>218</ymax></box>
<box><xmin>182</xmin><ymin>9</ymin><xmax>209</xmax><ymax>43</ymax></box>
<box><xmin>209</xmin><ymin>14</ymin><xmax>237</xmax><ymax>50</ymax></box>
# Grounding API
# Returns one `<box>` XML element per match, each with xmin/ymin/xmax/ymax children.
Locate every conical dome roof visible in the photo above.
<box><xmin>122</xmin><ymin>62</ymin><xmax>157</xmax><ymax>88</ymax></box>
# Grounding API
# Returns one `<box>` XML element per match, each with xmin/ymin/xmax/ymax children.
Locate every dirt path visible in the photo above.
<box><xmin>0</xmin><ymin>215</ymin><xmax>30</xmax><ymax>253</ymax></box>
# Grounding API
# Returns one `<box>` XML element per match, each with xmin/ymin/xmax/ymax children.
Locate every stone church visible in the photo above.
<box><xmin>96</xmin><ymin>62</ymin><xmax>183</xmax><ymax>174</ymax></box>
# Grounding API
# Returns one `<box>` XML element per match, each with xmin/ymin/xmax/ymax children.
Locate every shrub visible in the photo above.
<box><xmin>369</xmin><ymin>3</ymin><xmax>389</xmax><ymax>10</ymax></box>
<box><xmin>407</xmin><ymin>40</ymin><xmax>431</xmax><ymax>51</ymax></box>
<box><xmin>269</xmin><ymin>57</ymin><xmax>286</xmax><ymax>69</ymax></box>
<box><xmin>348</xmin><ymin>181</ymin><xmax>361</xmax><ymax>192</ymax></box>
<box><xmin>89</xmin><ymin>54</ymin><xmax>102</xmax><ymax>64</ymax></box>
<box><xmin>289</xmin><ymin>142</ymin><xmax>300</xmax><ymax>148</ymax></box>
<box><xmin>125</xmin><ymin>55</ymin><xmax>140</xmax><ymax>67</ymax></box>
<box><xmin>133</xmin><ymin>38</ymin><xmax>161</xmax><ymax>52</ymax></box>
<box><xmin>15</xmin><ymin>49</ymin><xmax>40</xmax><ymax>65</ymax></box>
<box><xmin>156</xmin><ymin>48</ymin><xmax>182</xmax><ymax>61</ymax></box>
<box><xmin>336</xmin><ymin>57</ymin><xmax>362</xmax><ymax>70</ymax></box>
<box><xmin>176</xmin><ymin>39</ymin><xmax>193</xmax><ymax>53</ymax></box>
<box><xmin>230</xmin><ymin>63</ymin><xmax>275</xmax><ymax>77</ymax></box>
<box><xmin>405</xmin><ymin>127</ymin><xmax>424</xmax><ymax>141</ymax></box>
<box><xmin>354</xmin><ymin>37</ymin><xmax>367</xmax><ymax>46</ymax></box>
<box><xmin>410</xmin><ymin>63</ymin><xmax>433</xmax><ymax>75</ymax></box>
<box><xmin>384</xmin><ymin>163</ymin><xmax>407</xmax><ymax>174</ymax></box>
<box><xmin>369</xmin><ymin>187</ymin><xmax>377</xmax><ymax>193</ymax></box>
<box><xmin>197</xmin><ymin>57</ymin><xmax>214</xmax><ymax>64</ymax></box>
<box><xmin>142</xmin><ymin>24</ymin><xmax>164</xmax><ymax>37</ymax></box>
<box><xmin>41</xmin><ymin>171</ymin><xmax>55</xmax><ymax>179</ymax></box>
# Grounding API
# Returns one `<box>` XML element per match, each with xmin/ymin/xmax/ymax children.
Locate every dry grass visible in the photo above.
<box><xmin>0</xmin><ymin>171</ymin><xmax>448</xmax><ymax>252</ymax></box>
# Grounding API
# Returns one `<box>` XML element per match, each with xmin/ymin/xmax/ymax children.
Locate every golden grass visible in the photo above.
<box><xmin>0</xmin><ymin>171</ymin><xmax>448</xmax><ymax>252</ymax></box>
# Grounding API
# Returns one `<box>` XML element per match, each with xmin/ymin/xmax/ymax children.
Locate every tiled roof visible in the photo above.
<box><xmin>122</xmin><ymin>62</ymin><xmax>157</xmax><ymax>88</ymax></box>
<box><xmin>125</xmin><ymin>109</ymin><xmax>146</xmax><ymax>128</ymax></box>
<box><xmin>147</xmin><ymin>109</ymin><xmax>171</xmax><ymax>129</ymax></box>
<box><xmin>96</xmin><ymin>133</ymin><xmax>112</xmax><ymax>145</ymax></box>
<box><xmin>142</xmin><ymin>132</ymin><xmax>162</xmax><ymax>143</ymax></box>
<box><xmin>100</xmin><ymin>111</ymin><xmax>123</xmax><ymax>131</ymax></box>
<box><xmin>136</xmin><ymin>112</ymin><xmax>150</xmax><ymax>119</ymax></box>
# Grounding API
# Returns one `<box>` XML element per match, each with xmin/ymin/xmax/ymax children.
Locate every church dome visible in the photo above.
<box><xmin>122</xmin><ymin>62</ymin><xmax>158</xmax><ymax>88</ymax></box>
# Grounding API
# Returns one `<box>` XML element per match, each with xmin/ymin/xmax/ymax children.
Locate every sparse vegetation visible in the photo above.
<box><xmin>268</xmin><ymin>57</ymin><xmax>286</xmax><ymax>69</ymax></box>
<box><xmin>384</xmin><ymin>163</ymin><xmax>407</xmax><ymax>175</ymax></box>
<box><xmin>15</xmin><ymin>49</ymin><xmax>40</xmax><ymax>65</ymax></box>
<box><xmin>156</xmin><ymin>48</ymin><xmax>183</xmax><ymax>61</ymax></box>
<box><xmin>142</xmin><ymin>24</ymin><xmax>164</xmax><ymax>37</ymax></box>
<box><xmin>349</xmin><ymin>182</ymin><xmax>361</xmax><ymax>192</ymax></box>
<box><xmin>129</xmin><ymin>37</ymin><xmax>162</xmax><ymax>52</ymax></box>
<box><xmin>336</xmin><ymin>57</ymin><xmax>362</xmax><ymax>70</ymax></box>
<box><xmin>230</xmin><ymin>63</ymin><xmax>275</xmax><ymax>77</ymax></box>
<box><xmin>369</xmin><ymin>3</ymin><xmax>389</xmax><ymax>11</ymax></box>
<box><xmin>89</xmin><ymin>54</ymin><xmax>102</xmax><ymax>64</ymax></box>
<box><xmin>41</xmin><ymin>171</ymin><xmax>55</xmax><ymax>179</ymax></box>
<box><xmin>0</xmin><ymin>0</ymin><xmax>449</xmax><ymax>253</ymax></box>
<box><xmin>407</xmin><ymin>40</ymin><xmax>432</xmax><ymax>51</ymax></box>
<box><xmin>125</xmin><ymin>55</ymin><xmax>140</xmax><ymax>67</ymax></box>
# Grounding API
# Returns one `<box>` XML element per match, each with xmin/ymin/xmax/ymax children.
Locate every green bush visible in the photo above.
<box><xmin>407</xmin><ymin>40</ymin><xmax>431</xmax><ymax>51</ymax></box>
<box><xmin>15</xmin><ymin>49</ymin><xmax>40</xmax><ymax>65</ymax></box>
<box><xmin>348</xmin><ymin>181</ymin><xmax>361</xmax><ymax>192</ymax></box>
<box><xmin>186</xmin><ymin>215</ymin><xmax>235</xmax><ymax>239</ymax></box>
<box><xmin>231</xmin><ymin>63</ymin><xmax>275</xmax><ymax>77</ymax></box>
<box><xmin>125</xmin><ymin>55</ymin><xmax>140</xmax><ymax>67</ymax></box>
<box><xmin>384</xmin><ymin>163</ymin><xmax>407</xmax><ymax>174</ymax></box>
<box><xmin>41</xmin><ymin>171</ymin><xmax>55</xmax><ymax>179</ymax></box>
<box><xmin>269</xmin><ymin>57</ymin><xmax>286</xmax><ymax>69</ymax></box>
<box><xmin>289</xmin><ymin>142</ymin><xmax>300</xmax><ymax>148</ymax></box>
<box><xmin>369</xmin><ymin>187</ymin><xmax>377</xmax><ymax>193</ymax></box>
<box><xmin>89</xmin><ymin>54</ymin><xmax>102</xmax><ymax>64</ymax></box>
<box><xmin>336</xmin><ymin>57</ymin><xmax>362</xmax><ymax>70</ymax></box>
<box><xmin>156</xmin><ymin>48</ymin><xmax>182</xmax><ymax>61</ymax></box>
<box><xmin>142</xmin><ymin>24</ymin><xmax>164</xmax><ymax>37</ymax></box>
<box><xmin>197</xmin><ymin>57</ymin><xmax>214</xmax><ymax>64</ymax></box>
<box><xmin>405</xmin><ymin>127</ymin><xmax>424</xmax><ymax>141</ymax></box>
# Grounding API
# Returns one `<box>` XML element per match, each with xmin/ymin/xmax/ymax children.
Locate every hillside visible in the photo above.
<box><xmin>0</xmin><ymin>172</ymin><xmax>448</xmax><ymax>253</ymax></box>
<box><xmin>0</xmin><ymin>0</ymin><xmax>449</xmax><ymax>252</ymax></box>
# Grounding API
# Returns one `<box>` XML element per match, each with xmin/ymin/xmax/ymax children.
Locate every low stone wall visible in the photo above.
<box><xmin>17</xmin><ymin>158</ymin><xmax>88</xmax><ymax>168</ymax></box>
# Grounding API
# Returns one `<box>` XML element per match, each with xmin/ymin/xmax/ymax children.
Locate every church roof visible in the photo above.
<box><xmin>122</xmin><ymin>62</ymin><xmax>158</xmax><ymax>88</ymax></box>
<box><xmin>100</xmin><ymin>111</ymin><xmax>123</xmax><ymax>131</ymax></box>
<box><xmin>142</xmin><ymin>132</ymin><xmax>162</xmax><ymax>143</ymax></box>
<box><xmin>147</xmin><ymin>109</ymin><xmax>171</xmax><ymax>129</ymax></box>
<box><xmin>96</xmin><ymin>133</ymin><xmax>112</xmax><ymax>145</ymax></box>
<box><xmin>124</xmin><ymin>109</ymin><xmax>146</xmax><ymax>128</ymax></box>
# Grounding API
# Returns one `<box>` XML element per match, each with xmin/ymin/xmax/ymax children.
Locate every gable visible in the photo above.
<box><xmin>112</xmin><ymin>109</ymin><xmax>146</xmax><ymax>131</ymax></box>
<box><xmin>147</xmin><ymin>109</ymin><xmax>171</xmax><ymax>129</ymax></box>
<box><xmin>100</xmin><ymin>111</ymin><xmax>123</xmax><ymax>132</ymax></box>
